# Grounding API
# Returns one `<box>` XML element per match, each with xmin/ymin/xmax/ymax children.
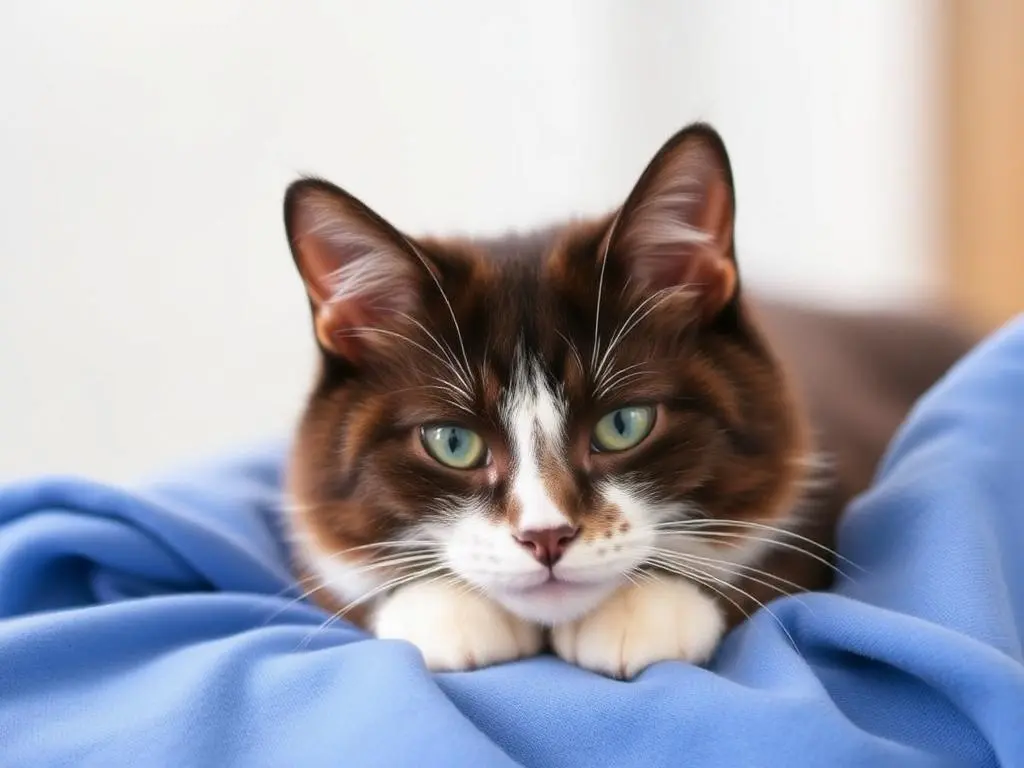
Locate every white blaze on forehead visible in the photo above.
<box><xmin>503</xmin><ymin>353</ymin><xmax>571</xmax><ymax>532</ymax></box>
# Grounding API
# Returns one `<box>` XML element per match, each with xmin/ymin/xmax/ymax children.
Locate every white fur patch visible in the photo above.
<box><xmin>494</xmin><ymin>578</ymin><xmax>619</xmax><ymax>626</ymax></box>
<box><xmin>289</xmin><ymin>523</ymin><xmax>388</xmax><ymax>609</ymax></box>
<box><xmin>372</xmin><ymin>579</ymin><xmax>543</xmax><ymax>671</ymax></box>
<box><xmin>503</xmin><ymin>352</ymin><xmax>570</xmax><ymax>533</ymax></box>
<box><xmin>551</xmin><ymin>577</ymin><xmax>725</xmax><ymax>678</ymax></box>
<box><xmin>439</xmin><ymin>494</ymin><xmax>624</xmax><ymax>625</ymax></box>
<box><xmin>442</xmin><ymin>502</ymin><xmax>550</xmax><ymax>593</ymax></box>
<box><xmin>437</xmin><ymin>479</ymin><xmax>647</xmax><ymax>625</ymax></box>
<box><xmin>599</xmin><ymin>479</ymin><xmax>774</xmax><ymax>576</ymax></box>
<box><xmin>598</xmin><ymin>482</ymin><xmax>661</xmax><ymax>530</ymax></box>
<box><xmin>306</xmin><ymin>546</ymin><xmax>385</xmax><ymax>607</ymax></box>
<box><xmin>437</xmin><ymin>469</ymin><xmax>758</xmax><ymax>628</ymax></box>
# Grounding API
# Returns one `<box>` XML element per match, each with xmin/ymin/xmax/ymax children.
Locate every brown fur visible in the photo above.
<box><xmin>284</xmin><ymin>123</ymin><xmax>974</xmax><ymax>633</ymax></box>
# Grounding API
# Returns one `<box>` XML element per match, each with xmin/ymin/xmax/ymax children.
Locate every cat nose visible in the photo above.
<box><xmin>513</xmin><ymin>525</ymin><xmax>579</xmax><ymax>567</ymax></box>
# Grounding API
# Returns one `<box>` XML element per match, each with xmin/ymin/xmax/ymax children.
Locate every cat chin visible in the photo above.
<box><xmin>486</xmin><ymin>578</ymin><xmax>621</xmax><ymax>626</ymax></box>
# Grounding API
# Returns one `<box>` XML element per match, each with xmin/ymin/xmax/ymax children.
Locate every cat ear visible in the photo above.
<box><xmin>607</xmin><ymin>123</ymin><xmax>738</xmax><ymax>318</ymax></box>
<box><xmin>284</xmin><ymin>179</ymin><xmax>434</xmax><ymax>359</ymax></box>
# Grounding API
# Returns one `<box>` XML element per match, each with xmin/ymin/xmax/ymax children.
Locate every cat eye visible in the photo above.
<box><xmin>591</xmin><ymin>405</ymin><xmax>656</xmax><ymax>453</ymax></box>
<box><xmin>420</xmin><ymin>424</ymin><xmax>488</xmax><ymax>469</ymax></box>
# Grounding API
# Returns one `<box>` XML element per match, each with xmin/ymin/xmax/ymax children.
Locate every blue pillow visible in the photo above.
<box><xmin>2</xmin><ymin>319</ymin><xmax>1023</xmax><ymax>767</ymax></box>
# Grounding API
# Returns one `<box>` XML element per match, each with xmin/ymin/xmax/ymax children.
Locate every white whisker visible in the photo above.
<box><xmin>269</xmin><ymin>550</ymin><xmax>443</xmax><ymax>627</ymax></box>
<box><xmin>642</xmin><ymin>556</ymin><xmax>752</xmax><ymax>625</ymax></box>
<box><xmin>394</xmin><ymin>311</ymin><xmax>473</xmax><ymax>393</ymax></box>
<box><xmin>594</xmin><ymin>288</ymin><xmax>669</xmax><ymax>384</ymax></box>
<box><xmin>654</xmin><ymin>518</ymin><xmax>861</xmax><ymax>571</ymax></box>
<box><xmin>645</xmin><ymin>555</ymin><xmax>801</xmax><ymax>654</ymax></box>
<box><xmin>399</xmin><ymin>236</ymin><xmax>475</xmax><ymax>387</ymax></box>
<box><xmin>645</xmin><ymin>548</ymin><xmax>814</xmax><ymax>616</ymax></box>
<box><xmin>596</xmin><ymin>370</ymin><xmax>650</xmax><ymax>400</ymax></box>
<box><xmin>647</xmin><ymin>547</ymin><xmax>805</xmax><ymax>593</ymax></box>
<box><xmin>658</xmin><ymin>529</ymin><xmax>854</xmax><ymax>582</ymax></box>
<box><xmin>556</xmin><ymin>330</ymin><xmax>586</xmax><ymax>377</ymax></box>
<box><xmin>592</xmin><ymin>208</ymin><xmax>624</xmax><ymax>371</ymax></box>
<box><xmin>297</xmin><ymin>563</ymin><xmax>450</xmax><ymax>649</ymax></box>
<box><xmin>262</xmin><ymin>581</ymin><xmax>337</xmax><ymax>626</ymax></box>
<box><xmin>337</xmin><ymin>326</ymin><xmax>461</xmax><ymax>379</ymax></box>
<box><xmin>594</xmin><ymin>362</ymin><xmax>649</xmax><ymax>399</ymax></box>
<box><xmin>593</xmin><ymin>287</ymin><xmax>682</xmax><ymax>392</ymax></box>
<box><xmin>324</xmin><ymin>539</ymin><xmax>444</xmax><ymax>558</ymax></box>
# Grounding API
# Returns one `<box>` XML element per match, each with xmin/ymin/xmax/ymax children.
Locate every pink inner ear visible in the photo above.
<box><xmin>288</xmin><ymin>189</ymin><xmax>425</xmax><ymax>357</ymax></box>
<box><xmin>306</xmin><ymin>242</ymin><xmax>422</xmax><ymax>356</ymax></box>
<box><xmin>612</xmin><ymin>139</ymin><xmax>737</xmax><ymax>315</ymax></box>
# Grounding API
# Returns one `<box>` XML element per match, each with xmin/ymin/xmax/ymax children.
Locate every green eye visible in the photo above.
<box><xmin>592</xmin><ymin>406</ymin><xmax>656</xmax><ymax>452</ymax></box>
<box><xmin>421</xmin><ymin>425</ymin><xmax>488</xmax><ymax>469</ymax></box>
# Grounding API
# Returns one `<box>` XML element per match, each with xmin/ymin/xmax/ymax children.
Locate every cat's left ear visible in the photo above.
<box><xmin>606</xmin><ymin>123</ymin><xmax>738</xmax><ymax>318</ymax></box>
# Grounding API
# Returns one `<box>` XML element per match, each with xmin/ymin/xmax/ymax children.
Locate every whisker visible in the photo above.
<box><xmin>267</xmin><ymin>553</ymin><xmax>442</xmax><ymax>626</ymax></box>
<box><xmin>646</xmin><ymin>546</ymin><xmax>808</xmax><ymax>595</ymax></box>
<box><xmin>342</xmin><ymin>563</ymin><xmax>448</xmax><ymax>613</ymax></box>
<box><xmin>271</xmin><ymin>572</ymin><xmax>322</xmax><ymax>595</ymax></box>
<box><xmin>426</xmin><ymin>376</ymin><xmax>471</xmax><ymax>395</ymax></box>
<box><xmin>646</xmin><ymin>555</ymin><xmax>801</xmax><ymax>654</ymax></box>
<box><xmin>594</xmin><ymin>289</ymin><xmax>664</xmax><ymax>381</ymax></box>
<box><xmin>592</xmin><ymin>208</ymin><xmax>624</xmax><ymax>370</ymax></box>
<box><xmin>388</xmin><ymin>383</ymin><xmax>474</xmax><ymax>414</ymax></box>
<box><xmin>399</xmin><ymin>236</ymin><xmax>475</xmax><ymax>386</ymax></box>
<box><xmin>426</xmin><ymin>376</ymin><xmax>475</xmax><ymax>407</ymax></box>
<box><xmin>594</xmin><ymin>290</ymin><xmax>660</xmax><ymax>384</ymax></box>
<box><xmin>596</xmin><ymin>370</ymin><xmax>650</xmax><ymax>400</ymax></box>
<box><xmin>643</xmin><ymin>555</ymin><xmax>753</xmax><ymax>627</ymax></box>
<box><xmin>594</xmin><ymin>362</ymin><xmax>649</xmax><ymax>399</ymax></box>
<box><xmin>394</xmin><ymin>311</ymin><xmax>473</xmax><ymax>394</ymax></box>
<box><xmin>297</xmin><ymin>563</ymin><xmax>450</xmax><ymax>650</ymax></box>
<box><xmin>338</xmin><ymin>326</ymin><xmax>463</xmax><ymax>381</ymax></box>
<box><xmin>261</xmin><ymin>581</ymin><xmax>338</xmax><ymax>626</ymax></box>
<box><xmin>621</xmin><ymin>569</ymin><xmax>647</xmax><ymax>589</ymax></box>
<box><xmin>657</xmin><ymin>529</ymin><xmax>854</xmax><ymax>582</ymax></box>
<box><xmin>445</xmin><ymin>574</ymin><xmax>485</xmax><ymax>599</ymax></box>
<box><xmin>654</xmin><ymin>518</ymin><xmax>861</xmax><ymax>571</ymax></box>
<box><xmin>645</xmin><ymin>548</ymin><xmax>815</xmax><ymax>617</ymax></box>
<box><xmin>598</xmin><ymin>360</ymin><xmax>648</xmax><ymax>380</ymax></box>
<box><xmin>346</xmin><ymin>553</ymin><xmax>443</xmax><ymax>572</ymax></box>
<box><xmin>594</xmin><ymin>287</ymin><xmax>679</xmax><ymax>387</ymax></box>
<box><xmin>324</xmin><ymin>539</ymin><xmax>444</xmax><ymax>557</ymax></box>
<box><xmin>556</xmin><ymin>330</ymin><xmax>587</xmax><ymax>377</ymax></box>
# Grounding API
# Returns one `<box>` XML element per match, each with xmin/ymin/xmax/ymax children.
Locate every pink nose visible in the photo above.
<box><xmin>514</xmin><ymin>525</ymin><xmax>579</xmax><ymax>567</ymax></box>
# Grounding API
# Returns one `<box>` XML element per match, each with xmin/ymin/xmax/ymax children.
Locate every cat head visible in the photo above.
<box><xmin>285</xmin><ymin>123</ymin><xmax>808</xmax><ymax>626</ymax></box>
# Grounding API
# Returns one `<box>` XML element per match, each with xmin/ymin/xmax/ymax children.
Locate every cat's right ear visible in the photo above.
<box><xmin>284</xmin><ymin>179</ymin><xmax>435</xmax><ymax>360</ymax></box>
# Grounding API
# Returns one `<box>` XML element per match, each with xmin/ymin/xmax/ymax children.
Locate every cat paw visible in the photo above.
<box><xmin>550</xmin><ymin>577</ymin><xmax>724</xmax><ymax>679</ymax></box>
<box><xmin>372</xmin><ymin>580</ymin><xmax>543</xmax><ymax>671</ymax></box>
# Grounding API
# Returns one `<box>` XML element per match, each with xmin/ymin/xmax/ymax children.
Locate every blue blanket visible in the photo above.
<box><xmin>2</xmin><ymin>321</ymin><xmax>1024</xmax><ymax>768</ymax></box>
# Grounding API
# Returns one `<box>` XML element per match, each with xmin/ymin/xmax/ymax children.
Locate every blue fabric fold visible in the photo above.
<box><xmin>2</xmin><ymin>319</ymin><xmax>1024</xmax><ymax>767</ymax></box>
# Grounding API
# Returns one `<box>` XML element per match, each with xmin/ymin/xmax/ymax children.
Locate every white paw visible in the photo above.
<box><xmin>372</xmin><ymin>580</ymin><xmax>544</xmax><ymax>672</ymax></box>
<box><xmin>551</xmin><ymin>577</ymin><xmax>725</xmax><ymax>679</ymax></box>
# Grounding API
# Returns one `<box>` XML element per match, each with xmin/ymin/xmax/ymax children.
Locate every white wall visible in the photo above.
<box><xmin>0</xmin><ymin>1</ymin><xmax>942</xmax><ymax>482</ymax></box>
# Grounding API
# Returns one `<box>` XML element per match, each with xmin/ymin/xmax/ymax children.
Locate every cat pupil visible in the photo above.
<box><xmin>446</xmin><ymin>429</ymin><xmax>462</xmax><ymax>455</ymax></box>
<box><xmin>613</xmin><ymin>410</ymin><xmax>627</xmax><ymax>435</ymax></box>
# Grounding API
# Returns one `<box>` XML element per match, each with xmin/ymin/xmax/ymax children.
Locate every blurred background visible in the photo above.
<box><xmin>0</xmin><ymin>1</ymin><xmax>1020</xmax><ymax>482</ymax></box>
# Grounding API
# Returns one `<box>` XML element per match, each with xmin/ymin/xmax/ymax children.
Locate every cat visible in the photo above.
<box><xmin>282</xmin><ymin>123</ymin><xmax>971</xmax><ymax>679</ymax></box>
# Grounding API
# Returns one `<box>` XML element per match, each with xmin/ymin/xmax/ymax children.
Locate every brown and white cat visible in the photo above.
<box><xmin>283</xmin><ymin>123</ymin><xmax>971</xmax><ymax>678</ymax></box>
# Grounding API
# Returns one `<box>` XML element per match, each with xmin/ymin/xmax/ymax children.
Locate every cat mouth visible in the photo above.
<box><xmin>518</xmin><ymin>574</ymin><xmax>569</xmax><ymax>593</ymax></box>
<box><xmin>488</xmin><ymin>572</ymin><xmax>621</xmax><ymax>624</ymax></box>
<box><xmin>501</xmin><ymin>571</ymin><xmax>604</xmax><ymax>597</ymax></box>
